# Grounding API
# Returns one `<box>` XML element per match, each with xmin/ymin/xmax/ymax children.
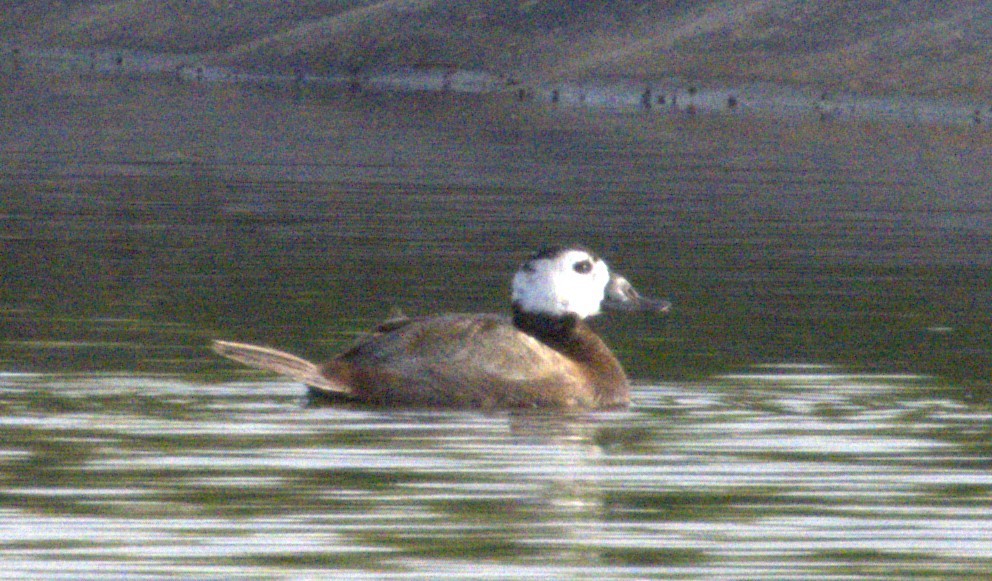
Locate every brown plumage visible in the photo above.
<box><xmin>213</xmin><ymin>247</ymin><xmax>669</xmax><ymax>410</ymax></box>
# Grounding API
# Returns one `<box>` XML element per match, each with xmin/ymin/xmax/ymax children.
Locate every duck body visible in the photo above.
<box><xmin>213</xmin><ymin>247</ymin><xmax>669</xmax><ymax>410</ymax></box>
<box><xmin>320</xmin><ymin>310</ymin><xmax>627</xmax><ymax>409</ymax></box>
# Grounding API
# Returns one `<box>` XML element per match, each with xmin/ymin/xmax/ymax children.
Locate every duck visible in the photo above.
<box><xmin>212</xmin><ymin>246</ymin><xmax>670</xmax><ymax>410</ymax></box>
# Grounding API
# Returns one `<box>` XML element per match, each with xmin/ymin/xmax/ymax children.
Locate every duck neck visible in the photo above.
<box><xmin>512</xmin><ymin>305</ymin><xmax>629</xmax><ymax>406</ymax></box>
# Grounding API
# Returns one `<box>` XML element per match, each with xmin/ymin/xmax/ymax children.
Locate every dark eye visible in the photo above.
<box><xmin>573</xmin><ymin>260</ymin><xmax>593</xmax><ymax>274</ymax></box>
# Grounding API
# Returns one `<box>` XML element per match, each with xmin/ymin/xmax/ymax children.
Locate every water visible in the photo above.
<box><xmin>1</xmin><ymin>371</ymin><xmax>990</xmax><ymax>578</ymax></box>
<box><xmin>1</xmin><ymin>69</ymin><xmax>991</xmax><ymax>577</ymax></box>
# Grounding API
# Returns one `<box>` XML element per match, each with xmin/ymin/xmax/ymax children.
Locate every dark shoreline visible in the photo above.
<box><xmin>4</xmin><ymin>45</ymin><xmax>991</xmax><ymax>129</ymax></box>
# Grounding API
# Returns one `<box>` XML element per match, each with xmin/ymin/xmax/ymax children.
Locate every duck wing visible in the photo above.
<box><xmin>323</xmin><ymin>314</ymin><xmax>595</xmax><ymax>408</ymax></box>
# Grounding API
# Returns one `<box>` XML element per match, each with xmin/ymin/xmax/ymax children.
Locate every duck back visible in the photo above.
<box><xmin>320</xmin><ymin>313</ymin><xmax>628</xmax><ymax>409</ymax></box>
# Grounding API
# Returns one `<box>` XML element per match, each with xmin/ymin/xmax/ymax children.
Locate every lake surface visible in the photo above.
<box><xmin>1</xmin><ymin>370</ymin><xmax>990</xmax><ymax>578</ymax></box>
<box><xmin>1</xmin><ymin>71</ymin><xmax>991</xmax><ymax>577</ymax></box>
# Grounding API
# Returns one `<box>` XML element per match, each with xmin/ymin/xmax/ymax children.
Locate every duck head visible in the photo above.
<box><xmin>511</xmin><ymin>247</ymin><xmax>670</xmax><ymax>319</ymax></box>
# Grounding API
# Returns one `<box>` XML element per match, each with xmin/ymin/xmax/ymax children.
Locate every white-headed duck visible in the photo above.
<box><xmin>213</xmin><ymin>247</ymin><xmax>669</xmax><ymax>409</ymax></box>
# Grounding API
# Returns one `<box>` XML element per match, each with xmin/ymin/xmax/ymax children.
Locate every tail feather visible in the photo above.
<box><xmin>212</xmin><ymin>340</ymin><xmax>350</xmax><ymax>396</ymax></box>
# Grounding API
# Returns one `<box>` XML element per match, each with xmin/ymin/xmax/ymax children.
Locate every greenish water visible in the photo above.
<box><xmin>1</xmin><ymin>74</ymin><xmax>991</xmax><ymax>577</ymax></box>
<box><xmin>1</xmin><ymin>371</ymin><xmax>990</xmax><ymax>578</ymax></box>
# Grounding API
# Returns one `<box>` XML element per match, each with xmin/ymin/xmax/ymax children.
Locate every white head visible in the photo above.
<box><xmin>511</xmin><ymin>247</ymin><xmax>670</xmax><ymax>319</ymax></box>
<box><xmin>512</xmin><ymin>248</ymin><xmax>611</xmax><ymax>319</ymax></box>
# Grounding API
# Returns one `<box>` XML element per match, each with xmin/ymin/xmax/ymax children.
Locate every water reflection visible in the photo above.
<box><xmin>1</xmin><ymin>371</ymin><xmax>990</xmax><ymax>577</ymax></box>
